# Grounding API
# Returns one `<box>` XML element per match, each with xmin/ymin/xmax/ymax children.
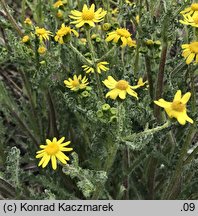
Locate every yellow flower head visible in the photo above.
<box><xmin>180</xmin><ymin>3</ymin><xmax>198</xmax><ymax>18</ymax></box>
<box><xmin>135</xmin><ymin>15</ymin><xmax>140</xmax><ymax>24</ymax></box>
<box><xmin>35</xmin><ymin>27</ymin><xmax>53</xmax><ymax>41</ymax></box>
<box><xmin>69</xmin><ymin>4</ymin><xmax>107</xmax><ymax>28</ymax></box>
<box><xmin>57</xmin><ymin>10</ymin><xmax>63</xmax><ymax>18</ymax></box>
<box><xmin>22</xmin><ymin>35</ymin><xmax>30</xmax><ymax>43</ymax></box>
<box><xmin>38</xmin><ymin>46</ymin><xmax>47</xmax><ymax>54</ymax></box>
<box><xmin>154</xmin><ymin>90</ymin><xmax>193</xmax><ymax>125</ymax></box>
<box><xmin>80</xmin><ymin>38</ymin><xmax>87</xmax><ymax>45</ymax></box>
<box><xmin>106</xmin><ymin>28</ymin><xmax>136</xmax><ymax>47</ymax></box>
<box><xmin>53</xmin><ymin>0</ymin><xmax>64</xmax><ymax>8</ymax></box>
<box><xmin>54</xmin><ymin>24</ymin><xmax>79</xmax><ymax>44</ymax></box>
<box><xmin>103</xmin><ymin>76</ymin><xmax>141</xmax><ymax>100</ymax></box>
<box><xmin>36</xmin><ymin>137</ymin><xmax>73</xmax><ymax>170</ymax></box>
<box><xmin>24</xmin><ymin>17</ymin><xmax>32</xmax><ymax>25</ymax></box>
<box><xmin>180</xmin><ymin>14</ymin><xmax>198</xmax><ymax>27</ymax></box>
<box><xmin>181</xmin><ymin>42</ymin><xmax>198</xmax><ymax>64</ymax></box>
<box><xmin>137</xmin><ymin>77</ymin><xmax>147</xmax><ymax>87</ymax></box>
<box><xmin>125</xmin><ymin>0</ymin><xmax>134</xmax><ymax>6</ymax></box>
<box><xmin>64</xmin><ymin>75</ymin><xmax>89</xmax><ymax>91</ymax></box>
<box><xmin>82</xmin><ymin>61</ymin><xmax>109</xmax><ymax>74</ymax></box>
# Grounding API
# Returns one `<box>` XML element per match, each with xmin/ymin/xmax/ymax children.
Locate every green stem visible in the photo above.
<box><xmin>154</xmin><ymin>41</ymin><xmax>168</xmax><ymax>121</ymax></box>
<box><xmin>0</xmin><ymin>0</ymin><xmax>23</xmax><ymax>37</ymax></box>
<box><xmin>69</xmin><ymin>42</ymin><xmax>92</xmax><ymax>65</ymax></box>
<box><xmin>163</xmin><ymin>126</ymin><xmax>196</xmax><ymax>199</ymax></box>
<box><xmin>19</xmin><ymin>69</ymin><xmax>42</xmax><ymax>142</ymax></box>
<box><xmin>86</xmin><ymin>29</ymin><xmax>104</xmax><ymax>100</ymax></box>
<box><xmin>9</xmin><ymin>108</ymin><xmax>39</xmax><ymax>147</ymax></box>
<box><xmin>123</xmin><ymin>121</ymin><xmax>170</xmax><ymax>141</ymax></box>
<box><xmin>92</xmin><ymin>103</ymin><xmax>123</xmax><ymax>199</ymax></box>
<box><xmin>184</xmin><ymin>145</ymin><xmax>198</xmax><ymax>165</ymax></box>
<box><xmin>21</xmin><ymin>0</ymin><xmax>26</xmax><ymax>25</ymax></box>
<box><xmin>144</xmin><ymin>55</ymin><xmax>154</xmax><ymax>100</ymax></box>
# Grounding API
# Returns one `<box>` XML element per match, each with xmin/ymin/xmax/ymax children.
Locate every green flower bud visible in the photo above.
<box><xmin>154</xmin><ymin>40</ymin><xmax>161</xmax><ymax>46</ymax></box>
<box><xmin>96</xmin><ymin>37</ymin><xmax>101</xmax><ymax>42</ymax></box>
<box><xmin>86</xmin><ymin>86</ymin><xmax>92</xmax><ymax>91</ymax></box>
<box><xmin>110</xmin><ymin>107</ymin><xmax>117</xmax><ymax>115</ymax></box>
<box><xmin>96</xmin><ymin>110</ymin><xmax>103</xmax><ymax>118</ymax></box>
<box><xmin>81</xmin><ymin>91</ymin><xmax>90</xmax><ymax>98</ymax></box>
<box><xmin>102</xmin><ymin>103</ymin><xmax>111</xmax><ymax>111</ymax></box>
<box><xmin>109</xmin><ymin>115</ymin><xmax>118</xmax><ymax>123</ymax></box>
<box><xmin>102</xmin><ymin>23</ymin><xmax>111</xmax><ymax>31</ymax></box>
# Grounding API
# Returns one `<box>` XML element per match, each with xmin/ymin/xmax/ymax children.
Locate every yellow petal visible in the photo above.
<box><xmin>174</xmin><ymin>90</ymin><xmax>182</xmax><ymax>101</ymax></box>
<box><xmin>42</xmin><ymin>155</ymin><xmax>50</xmax><ymax>168</ymax></box>
<box><xmin>181</xmin><ymin>92</ymin><xmax>191</xmax><ymax>104</ymax></box>
<box><xmin>186</xmin><ymin>53</ymin><xmax>195</xmax><ymax>64</ymax></box>
<box><xmin>56</xmin><ymin>152</ymin><xmax>67</xmax><ymax>164</ymax></box>
<box><xmin>177</xmin><ymin>115</ymin><xmax>186</xmax><ymax>125</ymax></box>
<box><xmin>154</xmin><ymin>99</ymin><xmax>171</xmax><ymax>108</ymax></box>
<box><xmin>119</xmin><ymin>90</ymin><xmax>127</xmax><ymax>99</ymax></box>
<box><xmin>126</xmin><ymin>88</ymin><xmax>138</xmax><ymax>99</ymax></box>
<box><xmin>57</xmin><ymin>137</ymin><xmax>65</xmax><ymax>144</ymax></box>
<box><xmin>106</xmin><ymin>89</ymin><xmax>120</xmax><ymax>100</ymax></box>
<box><xmin>51</xmin><ymin>155</ymin><xmax>57</xmax><ymax>170</ymax></box>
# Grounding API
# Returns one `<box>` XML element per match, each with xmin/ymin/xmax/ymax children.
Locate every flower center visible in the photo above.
<box><xmin>116</xmin><ymin>80</ymin><xmax>129</xmax><ymax>90</ymax></box>
<box><xmin>116</xmin><ymin>28</ymin><xmax>131</xmax><ymax>38</ymax></box>
<box><xmin>189</xmin><ymin>42</ymin><xmax>198</xmax><ymax>53</ymax></box>
<box><xmin>171</xmin><ymin>101</ymin><xmax>185</xmax><ymax>112</ymax></box>
<box><xmin>45</xmin><ymin>143</ymin><xmax>59</xmax><ymax>155</ymax></box>
<box><xmin>191</xmin><ymin>3</ymin><xmax>198</xmax><ymax>11</ymax></box>
<box><xmin>82</xmin><ymin>10</ymin><xmax>95</xmax><ymax>20</ymax></box>
<box><xmin>72</xmin><ymin>80</ymin><xmax>80</xmax><ymax>87</ymax></box>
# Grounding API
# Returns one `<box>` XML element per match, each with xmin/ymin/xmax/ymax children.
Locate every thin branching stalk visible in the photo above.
<box><xmin>46</xmin><ymin>90</ymin><xmax>59</xmax><ymax>139</ymax></box>
<box><xmin>21</xmin><ymin>0</ymin><xmax>26</xmax><ymax>25</ymax></box>
<box><xmin>0</xmin><ymin>0</ymin><xmax>23</xmax><ymax>37</ymax></box>
<box><xmin>9</xmin><ymin>108</ymin><xmax>39</xmax><ymax>147</ymax></box>
<box><xmin>144</xmin><ymin>55</ymin><xmax>154</xmax><ymax>100</ymax></box>
<box><xmin>184</xmin><ymin>145</ymin><xmax>198</xmax><ymax>165</ymax></box>
<box><xmin>69</xmin><ymin>42</ymin><xmax>92</xmax><ymax>65</ymax></box>
<box><xmin>86</xmin><ymin>29</ymin><xmax>104</xmax><ymax>100</ymax></box>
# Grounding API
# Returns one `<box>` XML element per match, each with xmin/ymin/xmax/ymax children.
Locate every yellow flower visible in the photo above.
<box><xmin>38</xmin><ymin>46</ymin><xmax>47</xmax><ymax>54</ymax></box>
<box><xmin>180</xmin><ymin>14</ymin><xmax>198</xmax><ymax>27</ymax></box>
<box><xmin>181</xmin><ymin>42</ymin><xmax>198</xmax><ymax>64</ymax></box>
<box><xmin>64</xmin><ymin>75</ymin><xmax>89</xmax><ymax>91</ymax></box>
<box><xmin>69</xmin><ymin>4</ymin><xmax>107</xmax><ymax>28</ymax></box>
<box><xmin>54</xmin><ymin>24</ymin><xmax>79</xmax><ymax>44</ymax></box>
<box><xmin>80</xmin><ymin>38</ymin><xmax>87</xmax><ymax>45</ymax></box>
<box><xmin>53</xmin><ymin>0</ymin><xmax>64</xmax><ymax>8</ymax></box>
<box><xmin>36</xmin><ymin>137</ymin><xmax>73</xmax><ymax>170</ymax></box>
<box><xmin>82</xmin><ymin>61</ymin><xmax>109</xmax><ymax>74</ymax></box>
<box><xmin>146</xmin><ymin>39</ymin><xmax>154</xmax><ymax>45</ymax></box>
<box><xmin>125</xmin><ymin>0</ymin><xmax>134</xmax><ymax>6</ymax></box>
<box><xmin>35</xmin><ymin>27</ymin><xmax>53</xmax><ymax>41</ymax></box>
<box><xmin>22</xmin><ymin>35</ymin><xmax>30</xmax><ymax>43</ymax></box>
<box><xmin>154</xmin><ymin>90</ymin><xmax>193</xmax><ymax>125</ymax></box>
<box><xmin>103</xmin><ymin>76</ymin><xmax>140</xmax><ymax>100</ymax></box>
<box><xmin>82</xmin><ymin>65</ymin><xmax>94</xmax><ymax>73</ymax></box>
<box><xmin>24</xmin><ymin>17</ymin><xmax>32</xmax><ymax>25</ymax></box>
<box><xmin>136</xmin><ymin>15</ymin><xmax>140</xmax><ymax>24</ymax></box>
<box><xmin>180</xmin><ymin>3</ymin><xmax>198</xmax><ymax>18</ymax></box>
<box><xmin>57</xmin><ymin>10</ymin><xmax>63</xmax><ymax>18</ymax></box>
<box><xmin>102</xmin><ymin>23</ymin><xmax>111</xmax><ymax>31</ymax></box>
<box><xmin>106</xmin><ymin>28</ymin><xmax>136</xmax><ymax>47</ymax></box>
<box><xmin>137</xmin><ymin>77</ymin><xmax>147</xmax><ymax>86</ymax></box>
